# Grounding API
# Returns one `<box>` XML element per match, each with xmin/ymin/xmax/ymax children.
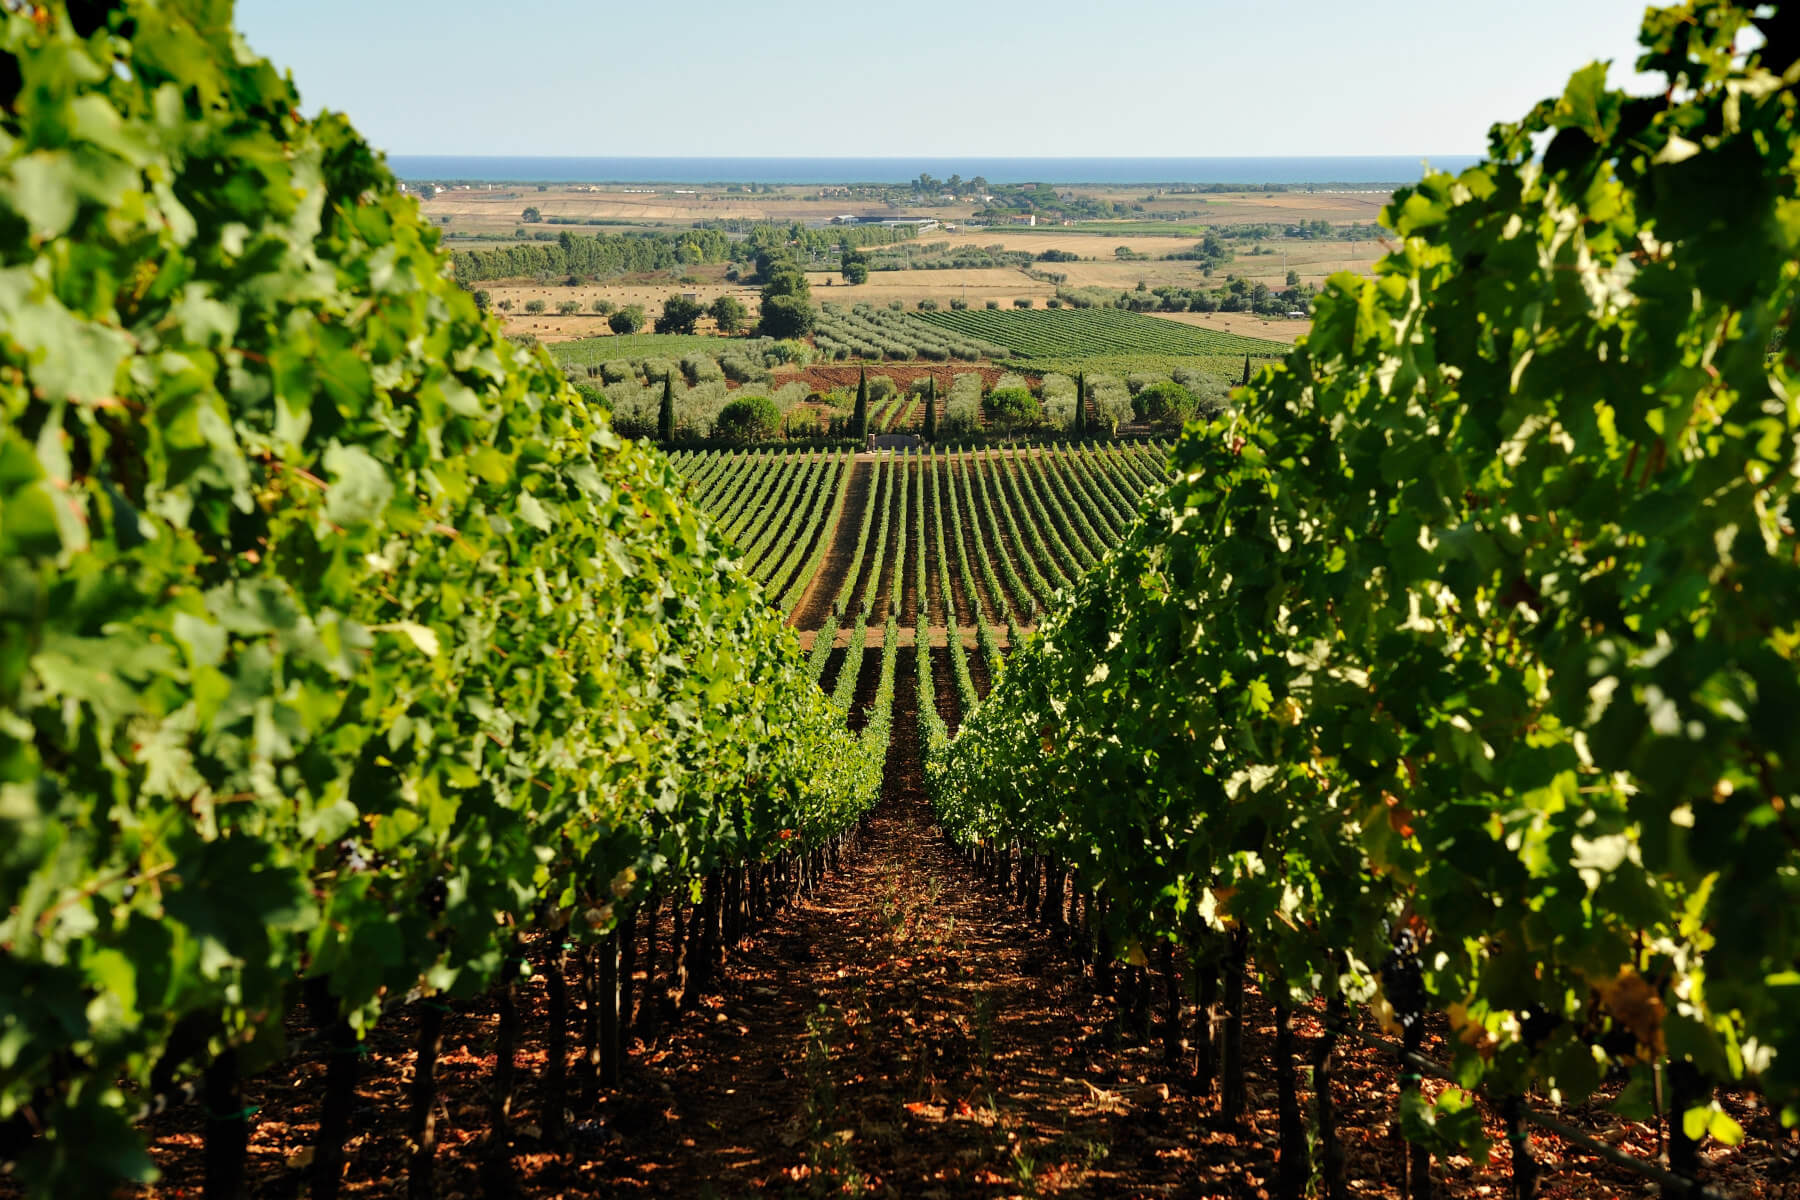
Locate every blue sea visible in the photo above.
<box><xmin>388</xmin><ymin>156</ymin><xmax>1478</xmax><ymax>187</ymax></box>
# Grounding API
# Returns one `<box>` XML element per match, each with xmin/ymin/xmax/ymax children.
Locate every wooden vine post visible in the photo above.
<box><xmin>479</xmin><ymin>943</ymin><xmax>523</xmax><ymax>1199</ymax></box>
<box><xmin>407</xmin><ymin>1001</ymin><xmax>447</xmax><ymax>1200</ymax></box>
<box><xmin>201</xmin><ymin>1048</ymin><xmax>245</xmax><ymax>1200</ymax></box>
<box><xmin>309</xmin><ymin>981</ymin><xmax>361</xmax><ymax>1200</ymax></box>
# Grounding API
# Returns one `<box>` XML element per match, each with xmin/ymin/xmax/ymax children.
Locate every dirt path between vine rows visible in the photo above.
<box><xmin>557</xmin><ymin>673</ymin><xmax>1275</xmax><ymax>1199</ymax></box>
<box><xmin>116</xmin><ymin>692</ymin><xmax>1792</xmax><ymax>1200</ymax></box>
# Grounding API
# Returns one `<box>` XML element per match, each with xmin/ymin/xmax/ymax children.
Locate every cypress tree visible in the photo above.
<box><xmin>1239</xmin><ymin>354</ymin><xmax>1252</xmax><ymax>388</ymax></box>
<box><xmin>923</xmin><ymin>375</ymin><xmax>937</xmax><ymax>442</ymax></box>
<box><xmin>852</xmin><ymin>365</ymin><xmax>869</xmax><ymax>440</ymax></box>
<box><xmin>1074</xmin><ymin>371</ymin><xmax>1086</xmax><ymax>439</ymax></box>
<box><xmin>657</xmin><ymin>374</ymin><xmax>675</xmax><ymax>443</ymax></box>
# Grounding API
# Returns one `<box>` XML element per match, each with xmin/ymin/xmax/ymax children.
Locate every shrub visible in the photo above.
<box><xmin>1013</xmin><ymin>298</ymin><xmax>1033</xmax><ymax>309</ymax></box>
<box><xmin>600</xmin><ymin>360</ymin><xmax>633</xmax><ymax>385</ymax></box>
<box><xmin>984</xmin><ymin>386</ymin><xmax>1041</xmax><ymax>432</ymax></box>
<box><xmin>1045</xmin><ymin>298</ymin><xmax>1062</xmax><ymax>309</ymax></box>
<box><xmin>1133</xmin><ymin>380</ymin><xmax>1198</xmax><ymax>428</ymax></box>
<box><xmin>682</xmin><ymin>353</ymin><xmax>725</xmax><ymax>384</ymax></box>
<box><xmin>772</xmin><ymin>382</ymin><xmax>812</xmax><ymax>411</ymax></box>
<box><xmin>766</xmin><ymin>338</ymin><xmax>816</xmax><ymax>367</ymax></box>
<box><xmin>917</xmin><ymin>298</ymin><xmax>940</xmax><ymax>311</ymax></box>
<box><xmin>715</xmin><ymin>393</ymin><xmax>783</xmax><ymax>443</ymax></box>
<box><xmin>609</xmin><ymin>304</ymin><xmax>647</xmax><ymax>334</ymax></box>
<box><xmin>572</xmin><ymin>381</ymin><xmax>609</xmax><ymax>411</ymax></box>
<box><xmin>719</xmin><ymin>355</ymin><xmax>769</xmax><ymax>384</ymax></box>
<box><xmin>867</xmin><ymin>376</ymin><xmax>898</xmax><ymax>404</ymax></box>
<box><xmin>783</xmin><ymin>407</ymin><xmax>821</xmax><ymax>438</ymax></box>
<box><xmin>950</xmin><ymin>298</ymin><xmax>969</xmax><ymax>310</ymax></box>
<box><xmin>985</xmin><ymin>300</ymin><xmax>1000</xmax><ymax>310</ymax></box>
<box><xmin>888</xmin><ymin>300</ymin><xmax>904</xmax><ymax>312</ymax></box>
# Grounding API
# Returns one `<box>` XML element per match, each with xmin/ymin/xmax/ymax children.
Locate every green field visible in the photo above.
<box><xmin>911</xmin><ymin>306</ymin><xmax>1287</xmax><ymax>364</ymax></box>
<box><xmin>550</xmin><ymin>331</ymin><xmax>757</xmax><ymax>367</ymax></box>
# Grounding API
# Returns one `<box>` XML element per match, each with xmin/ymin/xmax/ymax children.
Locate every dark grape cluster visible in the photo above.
<box><xmin>1379</xmin><ymin>929</ymin><xmax>1427</xmax><ymax>1030</ymax></box>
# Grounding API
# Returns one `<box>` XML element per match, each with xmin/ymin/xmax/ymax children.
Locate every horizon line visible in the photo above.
<box><xmin>388</xmin><ymin>153</ymin><xmax>1480</xmax><ymax>160</ymax></box>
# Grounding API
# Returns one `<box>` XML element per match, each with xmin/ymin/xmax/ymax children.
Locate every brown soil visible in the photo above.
<box><xmin>929</xmin><ymin>645</ymin><xmax>960</xmax><ymax>734</ymax></box>
<box><xmin>842</xmin><ymin>462</ymin><xmax>893</xmax><ymax>622</ymax></box>
<box><xmin>818</xmin><ymin>645</ymin><xmax>848</xmax><ymax>697</ymax></box>
<box><xmin>920</xmin><ymin>463</ymin><xmax>949</xmax><ymax>630</ymax></box>
<box><xmin>791</xmin><ymin>458</ymin><xmax>872</xmax><ymax>631</ymax></box>
<box><xmin>845</xmin><ymin>644</ymin><xmax>883</xmax><ymax>735</ymax></box>
<box><xmin>868</xmin><ymin>465</ymin><xmax>905</xmax><ymax>625</ymax></box>
<box><xmin>898</xmin><ymin>463</ymin><xmax>922</xmax><ymax>628</ymax></box>
<box><xmin>968</xmin><ymin>637</ymin><xmax>994</xmax><ymax>701</ymax></box>
<box><xmin>941</xmin><ymin>515</ymin><xmax>977</xmax><ymax>631</ymax></box>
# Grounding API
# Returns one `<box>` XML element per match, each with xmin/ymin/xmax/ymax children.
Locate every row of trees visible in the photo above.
<box><xmin>452</xmin><ymin>226</ymin><xmax>743</xmax><ymax>282</ymax></box>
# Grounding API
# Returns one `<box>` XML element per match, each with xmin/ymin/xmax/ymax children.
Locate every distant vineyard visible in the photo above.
<box><xmin>913</xmin><ymin>306</ymin><xmax>1286</xmax><ymax>361</ymax></box>
<box><xmin>670</xmin><ymin>441</ymin><xmax>1172</xmax><ymax>634</ymax></box>
<box><xmin>814</xmin><ymin>302</ymin><xmax>1008</xmax><ymax>362</ymax></box>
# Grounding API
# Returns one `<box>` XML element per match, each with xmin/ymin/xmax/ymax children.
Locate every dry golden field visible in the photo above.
<box><xmin>1043</xmin><ymin>259</ymin><xmax>1214</xmax><ymax>290</ymax></box>
<box><xmin>925</xmin><ymin>230</ymin><xmax>1204</xmax><ymax>256</ymax></box>
<box><xmin>1041</xmin><ymin>238</ymin><xmax>1385</xmax><ymax>293</ymax></box>
<box><xmin>487</xmin><ymin>278</ymin><xmax>763</xmax><ymax>343</ymax></box>
<box><xmin>1147</xmin><ymin>310</ymin><xmax>1310</xmax><ymax>345</ymax></box>
<box><xmin>1050</xmin><ymin>186</ymin><xmax>1397</xmax><ymax>226</ymax></box>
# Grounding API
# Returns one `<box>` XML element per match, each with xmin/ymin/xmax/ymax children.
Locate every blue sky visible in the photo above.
<box><xmin>237</xmin><ymin>0</ymin><xmax>1654</xmax><ymax>158</ymax></box>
